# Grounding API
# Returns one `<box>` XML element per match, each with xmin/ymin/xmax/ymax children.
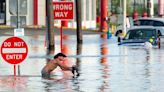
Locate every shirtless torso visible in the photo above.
<box><xmin>41</xmin><ymin>53</ymin><xmax>79</xmax><ymax>79</ymax></box>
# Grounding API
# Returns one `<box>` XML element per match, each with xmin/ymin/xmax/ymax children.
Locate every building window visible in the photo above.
<box><xmin>19</xmin><ymin>0</ymin><xmax>27</xmax><ymax>15</ymax></box>
<box><xmin>10</xmin><ymin>16</ymin><xmax>26</xmax><ymax>27</ymax></box>
<box><xmin>9</xmin><ymin>0</ymin><xmax>27</xmax><ymax>15</ymax></box>
<box><xmin>9</xmin><ymin>0</ymin><xmax>27</xmax><ymax>26</ymax></box>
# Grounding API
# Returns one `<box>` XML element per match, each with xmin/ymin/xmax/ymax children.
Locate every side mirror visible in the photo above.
<box><xmin>115</xmin><ymin>30</ymin><xmax>123</xmax><ymax>36</ymax></box>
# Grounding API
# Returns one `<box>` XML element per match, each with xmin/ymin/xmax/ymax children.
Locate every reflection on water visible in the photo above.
<box><xmin>99</xmin><ymin>37</ymin><xmax>110</xmax><ymax>92</ymax></box>
<box><xmin>1</xmin><ymin>34</ymin><xmax>164</xmax><ymax>92</ymax></box>
<box><xmin>0</xmin><ymin>76</ymin><xmax>28</xmax><ymax>92</ymax></box>
<box><xmin>76</xmin><ymin>43</ymin><xmax>82</xmax><ymax>69</ymax></box>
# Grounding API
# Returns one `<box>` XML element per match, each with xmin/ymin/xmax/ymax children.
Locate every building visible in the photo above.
<box><xmin>0</xmin><ymin>0</ymin><xmax>96</xmax><ymax>29</ymax></box>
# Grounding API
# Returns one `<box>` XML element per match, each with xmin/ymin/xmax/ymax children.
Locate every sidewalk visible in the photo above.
<box><xmin>0</xmin><ymin>25</ymin><xmax>99</xmax><ymax>31</ymax></box>
<box><xmin>0</xmin><ymin>25</ymin><xmax>104</xmax><ymax>36</ymax></box>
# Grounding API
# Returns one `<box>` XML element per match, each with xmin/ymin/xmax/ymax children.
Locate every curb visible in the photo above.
<box><xmin>0</xmin><ymin>25</ymin><xmax>100</xmax><ymax>32</ymax></box>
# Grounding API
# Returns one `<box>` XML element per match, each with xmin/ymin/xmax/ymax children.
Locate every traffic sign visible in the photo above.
<box><xmin>53</xmin><ymin>1</ymin><xmax>74</xmax><ymax>20</ymax></box>
<box><xmin>1</xmin><ymin>37</ymin><xmax>28</xmax><ymax>64</ymax></box>
<box><xmin>14</xmin><ymin>28</ymin><xmax>25</xmax><ymax>36</ymax></box>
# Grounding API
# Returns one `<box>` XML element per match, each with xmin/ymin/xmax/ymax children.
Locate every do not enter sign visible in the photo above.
<box><xmin>1</xmin><ymin>37</ymin><xmax>28</xmax><ymax>64</ymax></box>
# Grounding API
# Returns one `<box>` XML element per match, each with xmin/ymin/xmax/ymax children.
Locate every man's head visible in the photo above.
<box><xmin>54</xmin><ymin>53</ymin><xmax>67</xmax><ymax>59</ymax></box>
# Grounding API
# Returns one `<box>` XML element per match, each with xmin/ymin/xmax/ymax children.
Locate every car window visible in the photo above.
<box><xmin>134</xmin><ymin>20</ymin><xmax>140</xmax><ymax>26</ymax></box>
<box><xmin>140</xmin><ymin>20</ymin><xmax>153</xmax><ymax>26</ymax></box>
<box><xmin>153</xmin><ymin>21</ymin><xmax>164</xmax><ymax>26</ymax></box>
<box><xmin>134</xmin><ymin>20</ymin><xmax>153</xmax><ymax>26</ymax></box>
<box><xmin>125</xmin><ymin>29</ymin><xmax>156</xmax><ymax>39</ymax></box>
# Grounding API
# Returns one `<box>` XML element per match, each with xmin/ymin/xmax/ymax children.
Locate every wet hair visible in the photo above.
<box><xmin>54</xmin><ymin>53</ymin><xmax>67</xmax><ymax>59</ymax></box>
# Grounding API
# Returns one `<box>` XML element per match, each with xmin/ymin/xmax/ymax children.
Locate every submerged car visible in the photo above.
<box><xmin>118</xmin><ymin>26</ymin><xmax>162</xmax><ymax>46</ymax></box>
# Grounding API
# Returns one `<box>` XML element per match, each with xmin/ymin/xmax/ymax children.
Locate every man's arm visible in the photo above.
<box><xmin>56</xmin><ymin>60</ymin><xmax>72</xmax><ymax>71</ymax></box>
<box><xmin>56</xmin><ymin>59</ymin><xmax>79</xmax><ymax>76</ymax></box>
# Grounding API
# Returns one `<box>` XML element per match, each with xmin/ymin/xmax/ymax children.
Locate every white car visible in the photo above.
<box><xmin>133</xmin><ymin>17</ymin><xmax>164</xmax><ymax>35</ymax></box>
<box><xmin>119</xmin><ymin>26</ymin><xmax>162</xmax><ymax>46</ymax></box>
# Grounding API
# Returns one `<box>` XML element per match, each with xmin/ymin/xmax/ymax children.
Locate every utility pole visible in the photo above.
<box><xmin>46</xmin><ymin>0</ymin><xmax>55</xmax><ymax>50</ymax></box>
<box><xmin>75</xmin><ymin>0</ymin><xmax>83</xmax><ymax>44</ymax></box>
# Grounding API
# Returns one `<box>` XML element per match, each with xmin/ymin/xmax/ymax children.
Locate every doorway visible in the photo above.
<box><xmin>0</xmin><ymin>0</ymin><xmax>6</xmax><ymax>24</ymax></box>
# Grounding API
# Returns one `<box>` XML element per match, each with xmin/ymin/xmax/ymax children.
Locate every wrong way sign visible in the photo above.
<box><xmin>0</xmin><ymin>37</ymin><xmax>28</xmax><ymax>64</ymax></box>
<box><xmin>53</xmin><ymin>1</ymin><xmax>74</xmax><ymax>20</ymax></box>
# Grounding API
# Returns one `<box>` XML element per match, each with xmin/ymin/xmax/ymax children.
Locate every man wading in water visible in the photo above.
<box><xmin>41</xmin><ymin>53</ymin><xmax>79</xmax><ymax>79</ymax></box>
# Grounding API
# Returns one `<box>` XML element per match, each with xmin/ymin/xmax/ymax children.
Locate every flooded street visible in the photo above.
<box><xmin>1</xmin><ymin>30</ymin><xmax>164</xmax><ymax>92</ymax></box>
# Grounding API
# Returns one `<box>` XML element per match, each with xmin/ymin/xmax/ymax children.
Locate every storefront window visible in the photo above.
<box><xmin>0</xmin><ymin>0</ymin><xmax>5</xmax><ymax>24</ymax></box>
<box><xmin>9</xmin><ymin>0</ymin><xmax>27</xmax><ymax>27</ymax></box>
<box><xmin>19</xmin><ymin>0</ymin><xmax>27</xmax><ymax>15</ymax></box>
<box><xmin>9</xmin><ymin>0</ymin><xmax>27</xmax><ymax>15</ymax></box>
<box><xmin>10</xmin><ymin>16</ymin><xmax>26</xmax><ymax>27</ymax></box>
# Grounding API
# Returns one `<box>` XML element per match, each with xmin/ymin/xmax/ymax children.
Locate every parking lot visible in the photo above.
<box><xmin>0</xmin><ymin>28</ymin><xmax>164</xmax><ymax>92</ymax></box>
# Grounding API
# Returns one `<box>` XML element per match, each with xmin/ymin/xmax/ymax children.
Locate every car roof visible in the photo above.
<box><xmin>129</xmin><ymin>26</ymin><xmax>159</xmax><ymax>30</ymax></box>
<box><xmin>134</xmin><ymin>17</ymin><xmax>164</xmax><ymax>22</ymax></box>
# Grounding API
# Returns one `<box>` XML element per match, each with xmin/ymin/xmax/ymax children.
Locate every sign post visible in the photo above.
<box><xmin>53</xmin><ymin>1</ymin><xmax>74</xmax><ymax>51</ymax></box>
<box><xmin>1</xmin><ymin>37</ymin><xmax>28</xmax><ymax>76</ymax></box>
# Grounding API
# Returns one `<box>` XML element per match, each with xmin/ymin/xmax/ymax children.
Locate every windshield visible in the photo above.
<box><xmin>125</xmin><ymin>29</ymin><xmax>157</xmax><ymax>40</ymax></box>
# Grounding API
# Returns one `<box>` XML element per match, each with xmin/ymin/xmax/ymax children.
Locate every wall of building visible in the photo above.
<box><xmin>38</xmin><ymin>0</ymin><xmax>46</xmax><ymax>26</ymax></box>
<box><xmin>27</xmin><ymin>0</ymin><xmax>33</xmax><ymax>26</ymax></box>
<box><xmin>67</xmin><ymin>0</ymin><xmax>96</xmax><ymax>29</ymax></box>
<box><xmin>5</xmin><ymin>0</ymin><xmax>96</xmax><ymax>29</ymax></box>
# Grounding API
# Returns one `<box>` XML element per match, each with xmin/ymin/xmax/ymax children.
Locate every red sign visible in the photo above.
<box><xmin>53</xmin><ymin>2</ymin><xmax>74</xmax><ymax>20</ymax></box>
<box><xmin>1</xmin><ymin>37</ymin><xmax>28</xmax><ymax>64</ymax></box>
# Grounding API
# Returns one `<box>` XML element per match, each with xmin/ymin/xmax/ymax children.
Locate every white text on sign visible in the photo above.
<box><xmin>54</xmin><ymin>4</ymin><xmax>73</xmax><ymax>10</ymax></box>
<box><xmin>3</xmin><ymin>42</ymin><xmax>25</xmax><ymax>47</ymax></box>
<box><xmin>53</xmin><ymin>2</ymin><xmax>73</xmax><ymax>19</ymax></box>
<box><xmin>55</xmin><ymin>12</ymin><xmax>68</xmax><ymax>18</ymax></box>
<box><xmin>54</xmin><ymin>4</ymin><xmax>72</xmax><ymax>18</ymax></box>
<box><xmin>14</xmin><ymin>42</ymin><xmax>24</xmax><ymax>47</ymax></box>
<box><xmin>6</xmin><ymin>54</ymin><xmax>23</xmax><ymax>60</ymax></box>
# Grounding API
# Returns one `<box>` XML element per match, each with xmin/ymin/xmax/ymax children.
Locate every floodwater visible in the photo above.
<box><xmin>1</xmin><ymin>33</ymin><xmax>164</xmax><ymax>92</ymax></box>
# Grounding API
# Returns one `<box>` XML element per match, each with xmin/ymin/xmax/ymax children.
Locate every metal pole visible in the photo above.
<box><xmin>150</xmin><ymin>0</ymin><xmax>154</xmax><ymax>17</ymax></box>
<box><xmin>100</xmin><ymin>0</ymin><xmax>108</xmax><ymax>32</ymax></box>
<box><xmin>17</xmin><ymin>0</ymin><xmax>19</xmax><ymax>28</ymax></box>
<box><xmin>75</xmin><ymin>0</ymin><xmax>83</xmax><ymax>44</ymax></box>
<box><xmin>17</xmin><ymin>0</ymin><xmax>21</xmax><ymax>76</ymax></box>
<box><xmin>147</xmin><ymin>0</ymin><xmax>154</xmax><ymax>17</ymax></box>
<box><xmin>144</xmin><ymin>0</ymin><xmax>146</xmax><ymax>11</ymax></box>
<box><xmin>46</xmin><ymin>0</ymin><xmax>55</xmax><ymax>50</ymax></box>
<box><xmin>134</xmin><ymin>0</ymin><xmax>136</xmax><ymax>11</ymax></box>
<box><xmin>123</xmin><ymin>0</ymin><xmax>127</xmax><ymax>34</ymax></box>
